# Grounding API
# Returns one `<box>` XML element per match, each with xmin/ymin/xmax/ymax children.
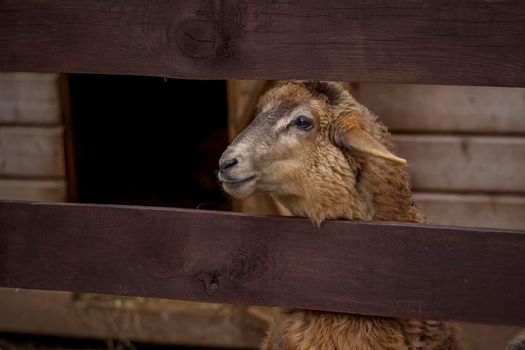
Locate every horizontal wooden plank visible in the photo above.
<box><xmin>414</xmin><ymin>193</ymin><xmax>525</xmax><ymax>230</ymax></box>
<box><xmin>0</xmin><ymin>288</ymin><xmax>265</xmax><ymax>348</ymax></box>
<box><xmin>1</xmin><ymin>1</ymin><xmax>525</xmax><ymax>86</ymax></box>
<box><xmin>0</xmin><ymin>179</ymin><xmax>66</xmax><ymax>201</ymax></box>
<box><xmin>0</xmin><ymin>73</ymin><xmax>61</xmax><ymax>125</ymax></box>
<box><xmin>359</xmin><ymin>84</ymin><xmax>525</xmax><ymax>134</ymax></box>
<box><xmin>1</xmin><ymin>201</ymin><xmax>524</xmax><ymax>326</ymax></box>
<box><xmin>393</xmin><ymin>135</ymin><xmax>525</xmax><ymax>192</ymax></box>
<box><xmin>0</xmin><ymin>127</ymin><xmax>65</xmax><ymax>177</ymax></box>
<box><xmin>0</xmin><ymin>73</ymin><xmax>58</xmax><ymax>82</ymax></box>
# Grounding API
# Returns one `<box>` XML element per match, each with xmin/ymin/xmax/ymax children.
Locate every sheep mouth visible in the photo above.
<box><xmin>221</xmin><ymin>175</ymin><xmax>257</xmax><ymax>187</ymax></box>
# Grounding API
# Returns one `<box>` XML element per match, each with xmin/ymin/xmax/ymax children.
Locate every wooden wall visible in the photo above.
<box><xmin>357</xmin><ymin>84</ymin><xmax>525</xmax><ymax>230</ymax></box>
<box><xmin>0</xmin><ymin>73</ymin><xmax>67</xmax><ymax>201</ymax></box>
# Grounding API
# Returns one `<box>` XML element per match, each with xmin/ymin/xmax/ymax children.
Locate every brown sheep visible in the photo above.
<box><xmin>218</xmin><ymin>81</ymin><xmax>461</xmax><ymax>350</ymax></box>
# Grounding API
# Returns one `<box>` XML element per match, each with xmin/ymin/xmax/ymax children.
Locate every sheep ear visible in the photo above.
<box><xmin>333</xmin><ymin>112</ymin><xmax>407</xmax><ymax>165</ymax></box>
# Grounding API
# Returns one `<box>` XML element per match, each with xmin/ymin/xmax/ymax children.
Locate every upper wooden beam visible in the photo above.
<box><xmin>1</xmin><ymin>201</ymin><xmax>525</xmax><ymax>326</ymax></box>
<box><xmin>1</xmin><ymin>0</ymin><xmax>525</xmax><ymax>86</ymax></box>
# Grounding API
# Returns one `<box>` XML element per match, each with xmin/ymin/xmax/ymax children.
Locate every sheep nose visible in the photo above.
<box><xmin>219</xmin><ymin>158</ymin><xmax>238</xmax><ymax>173</ymax></box>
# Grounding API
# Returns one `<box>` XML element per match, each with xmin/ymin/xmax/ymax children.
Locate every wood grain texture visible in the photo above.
<box><xmin>1</xmin><ymin>1</ymin><xmax>525</xmax><ymax>86</ymax></box>
<box><xmin>414</xmin><ymin>192</ymin><xmax>525</xmax><ymax>230</ymax></box>
<box><xmin>0</xmin><ymin>288</ymin><xmax>265</xmax><ymax>348</ymax></box>
<box><xmin>1</xmin><ymin>201</ymin><xmax>524</xmax><ymax>326</ymax></box>
<box><xmin>0</xmin><ymin>73</ymin><xmax>60</xmax><ymax>125</ymax></box>
<box><xmin>393</xmin><ymin>135</ymin><xmax>525</xmax><ymax>192</ymax></box>
<box><xmin>0</xmin><ymin>127</ymin><xmax>65</xmax><ymax>177</ymax></box>
<box><xmin>358</xmin><ymin>84</ymin><xmax>525</xmax><ymax>133</ymax></box>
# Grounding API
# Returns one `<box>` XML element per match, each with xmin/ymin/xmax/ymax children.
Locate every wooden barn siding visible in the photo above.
<box><xmin>413</xmin><ymin>193</ymin><xmax>525</xmax><ymax>231</ymax></box>
<box><xmin>358</xmin><ymin>84</ymin><xmax>525</xmax><ymax>134</ymax></box>
<box><xmin>0</xmin><ymin>179</ymin><xmax>66</xmax><ymax>202</ymax></box>
<box><xmin>0</xmin><ymin>127</ymin><xmax>65</xmax><ymax>177</ymax></box>
<box><xmin>356</xmin><ymin>84</ymin><xmax>525</xmax><ymax>230</ymax></box>
<box><xmin>0</xmin><ymin>73</ymin><xmax>61</xmax><ymax>125</ymax></box>
<box><xmin>1</xmin><ymin>0</ymin><xmax>525</xmax><ymax>87</ymax></box>
<box><xmin>0</xmin><ymin>73</ymin><xmax>67</xmax><ymax>202</ymax></box>
<box><xmin>392</xmin><ymin>135</ymin><xmax>525</xmax><ymax>193</ymax></box>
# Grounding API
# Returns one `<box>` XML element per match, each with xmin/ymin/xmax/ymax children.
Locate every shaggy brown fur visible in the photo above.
<box><xmin>219</xmin><ymin>81</ymin><xmax>461</xmax><ymax>349</ymax></box>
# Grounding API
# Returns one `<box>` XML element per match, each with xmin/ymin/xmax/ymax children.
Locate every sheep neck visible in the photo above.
<box><xmin>273</xmin><ymin>155</ymin><xmax>426</xmax><ymax>226</ymax></box>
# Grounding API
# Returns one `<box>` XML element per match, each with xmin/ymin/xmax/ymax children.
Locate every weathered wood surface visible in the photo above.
<box><xmin>1</xmin><ymin>1</ymin><xmax>525</xmax><ymax>86</ymax></box>
<box><xmin>0</xmin><ymin>73</ymin><xmax>67</xmax><ymax>201</ymax></box>
<box><xmin>1</xmin><ymin>201</ymin><xmax>525</xmax><ymax>326</ymax></box>
<box><xmin>358</xmin><ymin>84</ymin><xmax>525</xmax><ymax>133</ymax></box>
<box><xmin>0</xmin><ymin>127</ymin><xmax>65</xmax><ymax>177</ymax></box>
<box><xmin>0</xmin><ymin>73</ymin><xmax>60</xmax><ymax>125</ymax></box>
<box><xmin>0</xmin><ymin>288</ymin><xmax>266</xmax><ymax>349</ymax></box>
<box><xmin>393</xmin><ymin>135</ymin><xmax>525</xmax><ymax>192</ymax></box>
<box><xmin>414</xmin><ymin>193</ymin><xmax>525</xmax><ymax>230</ymax></box>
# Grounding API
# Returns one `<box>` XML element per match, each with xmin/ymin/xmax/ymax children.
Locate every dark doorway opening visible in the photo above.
<box><xmin>68</xmin><ymin>75</ymin><xmax>230</xmax><ymax>210</ymax></box>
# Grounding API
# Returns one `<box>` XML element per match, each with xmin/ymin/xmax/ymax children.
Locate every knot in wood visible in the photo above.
<box><xmin>175</xmin><ymin>19</ymin><xmax>218</xmax><ymax>59</ymax></box>
<box><xmin>197</xmin><ymin>271</ymin><xmax>220</xmax><ymax>296</ymax></box>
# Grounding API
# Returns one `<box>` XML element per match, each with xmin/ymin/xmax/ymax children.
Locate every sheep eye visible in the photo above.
<box><xmin>293</xmin><ymin>115</ymin><xmax>313</xmax><ymax>130</ymax></box>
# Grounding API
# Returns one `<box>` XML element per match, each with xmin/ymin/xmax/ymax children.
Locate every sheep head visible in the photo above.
<box><xmin>219</xmin><ymin>81</ymin><xmax>408</xmax><ymax>224</ymax></box>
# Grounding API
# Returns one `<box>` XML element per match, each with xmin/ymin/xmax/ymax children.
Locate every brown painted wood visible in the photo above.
<box><xmin>1</xmin><ymin>1</ymin><xmax>525</xmax><ymax>86</ymax></box>
<box><xmin>1</xmin><ymin>201</ymin><xmax>525</xmax><ymax>326</ymax></box>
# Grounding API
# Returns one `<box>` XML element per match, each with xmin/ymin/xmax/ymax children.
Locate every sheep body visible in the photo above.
<box><xmin>263</xmin><ymin>310</ymin><xmax>460</xmax><ymax>350</ymax></box>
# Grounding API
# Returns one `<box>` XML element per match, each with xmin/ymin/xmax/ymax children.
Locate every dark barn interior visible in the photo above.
<box><xmin>68</xmin><ymin>75</ymin><xmax>230</xmax><ymax>211</ymax></box>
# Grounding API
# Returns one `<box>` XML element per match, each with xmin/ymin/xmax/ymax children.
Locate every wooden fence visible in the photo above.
<box><xmin>1</xmin><ymin>0</ymin><xmax>525</xmax><ymax>328</ymax></box>
<box><xmin>1</xmin><ymin>201</ymin><xmax>525</xmax><ymax>326</ymax></box>
<box><xmin>1</xmin><ymin>0</ymin><xmax>524</xmax><ymax>86</ymax></box>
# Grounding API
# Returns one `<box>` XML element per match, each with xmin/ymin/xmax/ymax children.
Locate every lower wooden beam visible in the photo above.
<box><xmin>1</xmin><ymin>201</ymin><xmax>524</xmax><ymax>326</ymax></box>
<box><xmin>0</xmin><ymin>288</ymin><xmax>266</xmax><ymax>348</ymax></box>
